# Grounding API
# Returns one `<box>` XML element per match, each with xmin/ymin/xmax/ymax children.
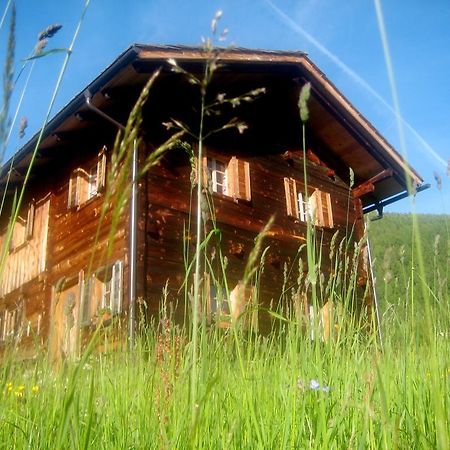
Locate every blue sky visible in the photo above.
<box><xmin>1</xmin><ymin>0</ymin><xmax>449</xmax><ymax>214</ymax></box>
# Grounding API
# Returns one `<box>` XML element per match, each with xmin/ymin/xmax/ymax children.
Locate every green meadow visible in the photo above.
<box><xmin>1</xmin><ymin>213</ymin><xmax>449</xmax><ymax>449</ymax></box>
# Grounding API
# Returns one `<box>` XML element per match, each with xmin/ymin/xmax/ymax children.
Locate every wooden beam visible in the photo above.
<box><xmin>352</xmin><ymin>169</ymin><xmax>393</xmax><ymax>198</ymax></box>
<box><xmin>353</xmin><ymin>182</ymin><xmax>375</xmax><ymax>199</ymax></box>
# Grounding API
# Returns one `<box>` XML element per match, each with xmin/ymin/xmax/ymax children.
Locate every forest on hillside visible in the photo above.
<box><xmin>368</xmin><ymin>213</ymin><xmax>450</xmax><ymax>312</ymax></box>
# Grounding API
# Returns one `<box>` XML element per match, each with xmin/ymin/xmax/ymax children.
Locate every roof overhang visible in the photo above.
<box><xmin>0</xmin><ymin>44</ymin><xmax>425</xmax><ymax>210</ymax></box>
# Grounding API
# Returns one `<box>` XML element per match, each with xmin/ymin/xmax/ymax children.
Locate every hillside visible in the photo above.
<box><xmin>368</xmin><ymin>213</ymin><xmax>450</xmax><ymax>309</ymax></box>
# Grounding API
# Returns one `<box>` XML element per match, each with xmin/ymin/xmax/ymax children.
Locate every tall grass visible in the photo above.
<box><xmin>1</xmin><ymin>292</ymin><xmax>449</xmax><ymax>448</ymax></box>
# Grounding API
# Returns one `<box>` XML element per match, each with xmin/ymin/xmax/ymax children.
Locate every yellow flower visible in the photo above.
<box><xmin>32</xmin><ymin>385</ymin><xmax>39</xmax><ymax>394</ymax></box>
<box><xmin>15</xmin><ymin>391</ymin><xmax>24</xmax><ymax>398</ymax></box>
<box><xmin>17</xmin><ymin>385</ymin><xmax>25</xmax><ymax>392</ymax></box>
<box><xmin>7</xmin><ymin>382</ymin><xmax>13</xmax><ymax>392</ymax></box>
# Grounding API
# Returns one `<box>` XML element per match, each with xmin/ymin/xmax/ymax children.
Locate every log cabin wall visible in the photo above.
<box><xmin>0</xmin><ymin>196</ymin><xmax>50</xmax><ymax>296</ymax></box>
<box><xmin>0</xmin><ymin>142</ymin><xmax>130</xmax><ymax>359</ymax></box>
<box><xmin>0</xmin><ymin>190</ymin><xmax>51</xmax><ymax>358</ymax></box>
<box><xmin>143</xmin><ymin>143</ymin><xmax>365</xmax><ymax>327</ymax></box>
<box><xmin>139</xmin><ymin>66</ymin><xmax>369</xmax><ymax>328</ymax></box>
<box><xmin>47</xmin><ymin>147</ymin><xmax>129</xmax><ymax>359</ymax></box>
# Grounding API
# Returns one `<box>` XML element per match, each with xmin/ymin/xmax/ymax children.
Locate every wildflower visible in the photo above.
<box><xmin>31</xmin><ymin>385</ymin><xmax>39</xmax><ymax>393</ymax></box>
<box><xmin>297</xmin><ymin>378</ymin><xmax>331</xmax><ymax>393</ymax></box>
<box><xmin>17</xmin><ymin>385</ymin><xmax>25</xmax><ymax>392</ymax></box>
<box><xmin>15</xmin><ymin>391</ymin><xmax>24</xmax><ymax>398</ymax></box>
<box><xmin>216</xmin><ymin>93</ymin><xmax>226</xmax><ymax>103</ymax></box>
<box><xmin>37</xmin><ymin>24</ymin><xmax>62</xmax><ymax>41</ymax></box>
<box><xmin>7</xmin><ymin>382</ymin><xmax>13</xmax><ymax>392</ymax></box>
<box><xmin>18</xmin><ymin>116</ymin><xmax>27</xmax><ymax>138</ymax></box>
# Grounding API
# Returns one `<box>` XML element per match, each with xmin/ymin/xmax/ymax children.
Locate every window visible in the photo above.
<box><xmin>204</xmin><ymin>156</ymin><xmax>251</xmax><ymax>201</ymax></box>
<box><xmin>207</xmin><ymin>158</ymin><xmax>227</xmax><ymax>195</ymax></box>
<box><xmin>284</xmin><ymin>177</ymin><xmax>333</xmax><ymax>228</ymax></box>
<box><xmin>80</xmin><ymin>260</ymin><xmax>123</xmax><ymax>326</ymax></box>
<box><xmin>8</xmin><ymin>201</ymin><xmax>35</xmax><ymax>251</ymax></box>
<box><xmin>204</xmin><ymin>274</ymin><xmax>229</xmax><ymax>321</ymax></box>
<box><xmin>68</xmin><ymin>147</ymin><xmax>106</xmax><ymax>209</ymax></box>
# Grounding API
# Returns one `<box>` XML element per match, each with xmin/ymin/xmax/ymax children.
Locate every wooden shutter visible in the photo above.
<box><xmin>68</xmin><ymin>171</ymin><xmax>79</xmax><ymax>208</ymax></box>
<box><xmin>26</xmin><ymin>202</ymin><xmax>35</xmax><ymax>240</ymax></box>
<box><xmin>111</xmin><ymin>260</ymin><xmax>123</xmax><ymax>315</ymax></box>
<box><xmin>284</xmin><ymin>177</ymin><xmax>298</xmax><ymax>217</ymax></box>
<box><xmin>96</xmin><ymin>147</ymin><xmax>107</xmax><ymax>192</ymax></box>
<box><xmin>228</xmin><ymin>157</ymin><xmax>251</xmax><ymax>201</ymax></box>
<box><xmin>321</xmin><ymin>192</ymin><xmax>333</xmax><ymax>228</ymax></box>
<box><xmin>310</xmin><ymin>190</ymin><xmax>333</xmax><ymax>227</ymax></box>
<box><xmin>80</xmin><ymin>271</ymin><xmax>92</xmax><ymax>325</ymax></box>
<box><xmin>308</xmin><ymin>190</ymin><xmax>319</xmax><ymax>226</ymax></box>
<box><xmin>230</xmin><ymin>282</ymin><xmax>257</xmax><ymax>329</ymax></box>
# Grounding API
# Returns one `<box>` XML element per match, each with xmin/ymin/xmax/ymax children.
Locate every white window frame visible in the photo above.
<box><xmin>207</xmin><ymin>157</ymin><xmax>228</xmax><ymax>195</ymax></box>
<box><xmin>204</xmin><ymin>156</ymin><xmax>251</xmax><ymax>201</ymax></box>
<box><xmin>82</xmin><ymin>261</ymin><xmax>124</xmax><ymax>322</ymax></box>
<box><xmin>297</xmin><ymin>192</ymin><xmax>309</xmax><ymax>222</ymax></box>
<box><xmin>87</xmin><ymin>164</ymin><xmax>98</xmax><ymax>199</ymax></box>
<box><xmin>68</xmin><ymin>147</ymin><xmax>107</xmax><ymax>209</ymax></box>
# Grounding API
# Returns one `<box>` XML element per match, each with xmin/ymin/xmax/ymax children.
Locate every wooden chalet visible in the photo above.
<box><xmin>0</xmin><ymin>45</ymin><xmax>425</xmax><ymax>358</ymax></box>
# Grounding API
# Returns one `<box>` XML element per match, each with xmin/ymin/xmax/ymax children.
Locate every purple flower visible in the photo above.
<box><xmin>297</xmin><ymin>378</ymin><xmax>331</xmax><ymax>393</ymax></box>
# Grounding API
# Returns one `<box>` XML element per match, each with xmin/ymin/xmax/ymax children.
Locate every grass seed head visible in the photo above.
<box><xmin>298</xmin><ymin>82</ymin><xmax>311</xmax><ymax>123</ymax></box>
<box><xmin>433</xmin><ymin>171</ymin><xmax>442</xmax><ymax>191</ymax></box>
<box><xmin>18</xmin><ymin>116</ymin><xmax>27</xmax><ymax>139</ymax></box>
<box><xmin>37</xmin><ymin>24</ymin><xmax>62</xmax><ymax>41</ymax></box>
<box><xmin>34</xmin><ymin>38</ymin><xmax>47</xmax><ymax>55</ymax></box>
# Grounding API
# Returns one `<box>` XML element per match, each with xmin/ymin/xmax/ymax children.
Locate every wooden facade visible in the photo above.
<box><xmin>0</xmin><ymin>45</ymin><xmax>424</xmax><ymax>358</ymax></box>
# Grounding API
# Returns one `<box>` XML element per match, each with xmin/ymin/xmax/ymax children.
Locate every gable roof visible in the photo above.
<box><xmin>0</xmin><ymin>44</ymin><xmax>425</xmax><ymax>211</ymax></box>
